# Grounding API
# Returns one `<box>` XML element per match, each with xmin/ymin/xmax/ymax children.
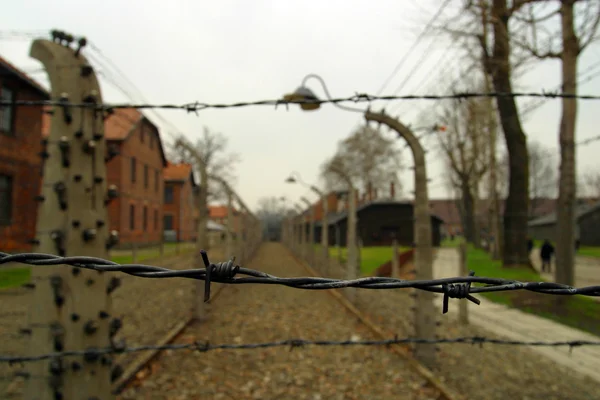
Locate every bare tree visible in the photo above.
<box><xmin>510</xmin><ymin>0</ymin><xmax>600</xmax><ymax>286</ymax></box>
<box><xmin>528</xmin><ymin>140</ymin><xmax>557</xmax><ymax>215</ymax></box>
<box><xmin>436</xmin><ymin>0</ymin><xmax>537</xmax><ymax>267</ymax></box>
<box><xmin>170</xmin><ymin>126</ymin><xmax>241</xmax><ymax>202</ymax></box>
<box><xmin>582</xmin><ymin>168</ymin><xmax>600</xmax><ymax>198</ymax></box>
<box><xmin>323</xmin><ymin>125</ymin><xmax>403</xmax><ymax>199</ymax></box>
<box><xmin>437</xmin><ymin>79</ymin><xmax>490</xmax><ymax>247</ymax></box>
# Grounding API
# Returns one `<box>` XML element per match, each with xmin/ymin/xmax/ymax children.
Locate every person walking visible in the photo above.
<box><xmin>540</xmin><ymin>239</ymin><xmax>554</xmax><ymax>273</ymax></box>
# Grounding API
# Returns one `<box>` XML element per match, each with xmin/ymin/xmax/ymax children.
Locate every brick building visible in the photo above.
<box><xmin>209</xmin><ymin>204</ymin><xmax>240</xmax><ymax>234</ymax></box>
<box><xmin>104</xmin><ymin>108</ymin><xmax>168</xmax><ymax>247</ymax></box>
<box><xmin>0</xmin><ymin>56</ymin><xmax>49</xmax><ymax>252</ymax></box>
<box><xmin>163</xmin><ymin>162</ymin><xmax>197</xmax><ymax>242</ymax></box>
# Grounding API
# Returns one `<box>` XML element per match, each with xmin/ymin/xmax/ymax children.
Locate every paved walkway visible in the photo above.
<box><xmin>529</xmin><ymin>250</ymin><xmax>600</xmax><ymax>287</ymax></box>
<box><xmin>432</xmin><ymin>248</ymin><xmax>600</xmax><ymax>384</ymax></box>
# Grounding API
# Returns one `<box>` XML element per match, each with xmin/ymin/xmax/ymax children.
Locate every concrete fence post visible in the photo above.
<box><xmin>392</xmin><ymin>239</ymin><xmax>400</xmax><ymax>278</ymax></box>
<box><xmin>25</xmin><ymin>34</ymin><xmax>117</xmax><ymax>399</ymax></box>
<box><xmin>458</xmin><ymin>242</ymin><xmax>469</xmax><ymax>324</ymax></box>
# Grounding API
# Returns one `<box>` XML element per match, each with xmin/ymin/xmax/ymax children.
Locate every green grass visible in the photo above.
<box><xmin>0</xmin><ymin>242</ymin><xmax>196</xmax><ymax>290</ymax></box>
<box><xmin>578</xmin><ymin>246</ymin><xmax>600</xmax><ymax>259</ymax></box>
<box><xmin>467</xmin><ymin>245</ymin><xmax>600</xmax><ymax>336</ymax></box>
<box><xmin>0</xmin><ymin>268</ymin><xmax>30</xmax><ymax>289</ymax></box>
<box><xmin>316</xmin><ymin>244</ymin><xmax>408</xmax><ymax>275</ymax></box>
<box><xmin>441</xmin><ymin>237</ymin><xmax>465</xmax><ymax>248</ymax></box>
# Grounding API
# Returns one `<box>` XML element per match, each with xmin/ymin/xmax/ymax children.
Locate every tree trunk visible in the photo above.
<box><xmin>461</xmin><ymin>180</ymin><xmax>476</xmax><ymax>244</ymax></box>
<box><xmin>555</xmin><ymin>0</ymin><xmax>578</xmax><ymax>288</ymax></box>
<box><xmin>489</xmin><ymin>0</ymin><xmax>529</xmax><ymax>267</ymax></box>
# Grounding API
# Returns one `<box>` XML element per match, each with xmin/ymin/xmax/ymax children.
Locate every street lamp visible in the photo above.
<box><xmin>285</xmin><ymin>171</ymin><xmax>330</xmax><ymax>270</ymax></box>
<box><xmin>282</xmin><ymin>73</ymin><xmax>438</xmax><ymax>369</ymax></box>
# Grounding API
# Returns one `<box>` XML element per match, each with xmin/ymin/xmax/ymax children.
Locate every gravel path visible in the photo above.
<box><xmin>342</xmin><ymin>266</ymin><xmax>599</xmax><ymax>400</ymax></box>
<box><xmin>0</xmin><ymin>250</ymin><xmax>207</xmax><ymax>399</ymax></box>
<box><xmin>118</xmin><ymin>243</ymin><xmax>442</xmax><ymax>400</ymax></box>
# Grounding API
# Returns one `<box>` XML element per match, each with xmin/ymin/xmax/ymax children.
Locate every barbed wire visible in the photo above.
<box><xmin>2</xmin><ymin>250</ymin><xmax>599</xmax><ymax>308</ymax></box>
<box><xmin>1</xmin><ymin>91</ymin><xmax>599</xmax><ymax>113</ymax></box>
<box><xmin>2</xmin><ymin>335</ymin><xmax>599</xmax><ymax>365</ymax></box>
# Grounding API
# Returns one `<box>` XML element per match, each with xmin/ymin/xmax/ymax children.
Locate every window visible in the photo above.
<box><xmin>154</xmin><ymin>209</ymin><xmax>158</xmax><ymax>230</ymax></box>
<box><xmin>164</xmin><ymin>186</ymin><xmax>174</xmax><ymax>204</ymax></box>
<box><xmin>129</xmin><ymin>204</ymin><xmax>135</xmax><ymax>230</ymax></box>
<box><xmin>130</xmin><ymin>157</ymin><xmax>136</xmax><ymax>183</ymax></box>
<box><xmin>155</xmin><ymin>170</ymin><xmax>159</xmax><ymax>192</ymax></box>
<box><xmin>144</xmin><ymin>164</ymin><xmax>148</xmax><ymax>188</ymax></box>
<box><xmin>143</xmin><ymin>206</ymin><xmax>148</xmax><ymax>230</ymax></box>
<box><xmin>164</xmin><ymin>214</ymin><xmax>174</xmax><ymax>231</ymax></box>
<box><xmin>0</xmin><ymin>174</ymin><xmax>13</xmax><ymax>225</ymax></box>
<box><xmin>0</xmin><ymin>86</ymin><xmax>15</xmax><ymax>135</ymax></box>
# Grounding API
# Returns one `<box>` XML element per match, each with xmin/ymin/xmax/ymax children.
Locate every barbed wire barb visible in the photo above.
<box><xmin>0</xmin><ymin>91</ymin><xmax>599</xmax><ymax>112</ymax></box>
<box><xmin>2</xmin><ymin>336</ymin><xmax>600</xmax><ymax>364</ymax></box>
<box><xmin>2</xmin><ymin>251</ymin><xmax>600</xmax><ymax>311</ymax></box>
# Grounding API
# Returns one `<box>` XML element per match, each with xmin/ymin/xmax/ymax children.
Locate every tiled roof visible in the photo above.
<box><xmin>209</xmin><ymin>205</ymin><xmax>228</xmax><ymax>219</ymax></box>
<box><xmin>0</xmin><ymin>55</ymin><xmax>49</xmax><ymax>98</ymax></box>
<box><xmin>428</xmin><ymin>199</ymin><xmax>462</xmax><ymax>226</ymax></box>
<box><xmin>164</xmin><ymin>162</ymin><xmax>194</xmax><ymax>183</ymax></box>
<box><xmin>104</xmin><ymin>108</ymin><xmax>144</xmax><ymax>140</ymax></box>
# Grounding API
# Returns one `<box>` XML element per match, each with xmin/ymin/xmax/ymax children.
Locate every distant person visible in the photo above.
<box><xmin>540</xmin><ymin>239</ymin><xmax>554</xmax><ymax>273</ymax></box>
<box><xmin>527</xmin><ymin>238</ymin><xmax>533</xmax><ymax>255</ymax></box>
<box><xmin>575</xmin><ymin>239</ymin><xmax>581</xmax><ymax>252</ymax></box>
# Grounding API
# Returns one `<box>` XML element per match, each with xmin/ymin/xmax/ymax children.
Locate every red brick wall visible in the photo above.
<box><xmin>108</xmin><ymin>119</ymin><xmax>165</xmax><ymax>247</ymax></box>
<box><xmin>163</xmin><ymin>179</ymin><xmax>196</xmax><ymax>242</ymax></box>
<box><xmin>0</xmin><ymin>78</ymin><xmax>45</xmax><ymax>252</ymax></box>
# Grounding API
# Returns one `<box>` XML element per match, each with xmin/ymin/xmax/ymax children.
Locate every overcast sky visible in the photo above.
<box><xmin>1</xmin><ymin>0</ymin><xmax>599</xmax><ymax>211</ymax></box>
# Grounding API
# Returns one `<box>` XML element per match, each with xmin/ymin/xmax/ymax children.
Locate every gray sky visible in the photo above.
<box><xmin>2</xmin><ymin>0</ymin><xmax>600</xmax><ymax>211</ymax></box>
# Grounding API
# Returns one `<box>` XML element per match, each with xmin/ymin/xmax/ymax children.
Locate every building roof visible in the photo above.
<box><xmin>104</xmin><ymin>108</ymin><xmax>144</xmax><ymax>140</ymax></box>
<box><xmin>528</xmin><ymin>200</ymin><xmax>600</xmax><ymax>227</ymax></box>
<box><xmin>164</xmin><ymin>162</ymin><xmax>196</xmax><ymax>186</ymax></box>
<box><xmin>314</xmin><ymin>200</ymin><xmax>444</xmax><ymax>227</ymax></box>
<box><xmin>428</xmin><ymin>199</ymin><xmax>462</xmax><ymax>226</ymax></box>
<box><xmin>209</xmin><ymin>205</ymin><xmax>240</xmax><ymax>219</ymax></box>
<box><xmin>42</xmin><ymin>106</ymin><xmax>168</xmax><ymax>166</ymax></box>
<box><xmin>0</xmin><ymin>55</ymin><xmax>49</xmax><ymax>99</ymax></box>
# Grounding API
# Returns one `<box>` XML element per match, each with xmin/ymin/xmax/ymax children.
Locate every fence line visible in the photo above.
<box><xmin>2</xmin><ymin>335</ymin><xmax>598</xmax><ymax>365</ymax></box>
<box><xmin>2</xmin><ymin>250</ymin><xmax>599</xmax><ymax>304</ymax></box>
<box><xmin>1</xmin><ymin>91</ymin><xmax>599</xmax><ymax>113</ymax></box>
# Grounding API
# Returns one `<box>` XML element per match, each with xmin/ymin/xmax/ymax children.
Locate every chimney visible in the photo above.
<box><xmin>367</xmin><ymin>181</ymin><xmax>373</xmax><ymax>202</ymax></box>
<box><xmin>390</xmin><ymin>181</ymin><xmax>395</xmax><ymax>199</ymax></box>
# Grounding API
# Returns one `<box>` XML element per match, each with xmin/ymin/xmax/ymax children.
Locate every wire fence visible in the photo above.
<box><xmin>2</xmin><ymin>250</ymin><xmax>599</xmax><ymax>303</ymax></box>
<box><xmin>3</xmin><ymin>336</ymin><xmax>599</xmax><ymax>365</ymax></box>
<box><xmin>1</xmin><ymin>91</ymin><xmax>599</xmax><ymax>114</ymax></box>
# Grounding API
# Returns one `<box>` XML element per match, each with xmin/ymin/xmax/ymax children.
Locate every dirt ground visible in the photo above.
<box><xmin>118</xmin><ymin>243</ymin><xmax>442</xmax><ymax>400</ymax></box>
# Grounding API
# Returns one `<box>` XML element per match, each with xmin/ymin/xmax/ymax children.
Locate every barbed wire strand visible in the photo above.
<box><xmin>1</xmin><ymin>91</ymin><xmax>599</xmax><ymax>112</ymax></box>
<box><xmin>2</xmin><ymin>251</ymin><xmax>600</xmax><ymax>308</ymax></box>
<box><xmin>2</xmin><ymin>335</ymin><xmax>598</xmax><ymax>365</ymax></box>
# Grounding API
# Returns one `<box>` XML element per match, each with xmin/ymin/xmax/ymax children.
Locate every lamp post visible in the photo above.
<box><xmin>286</xmin><ymin>172</ymin><xmax>329</xmax><ymax>270</ymax></box>
<box><xmin>283</xmin><ymin>73</ymin><xmax>438</xmax><ymax>369</ymax></box>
